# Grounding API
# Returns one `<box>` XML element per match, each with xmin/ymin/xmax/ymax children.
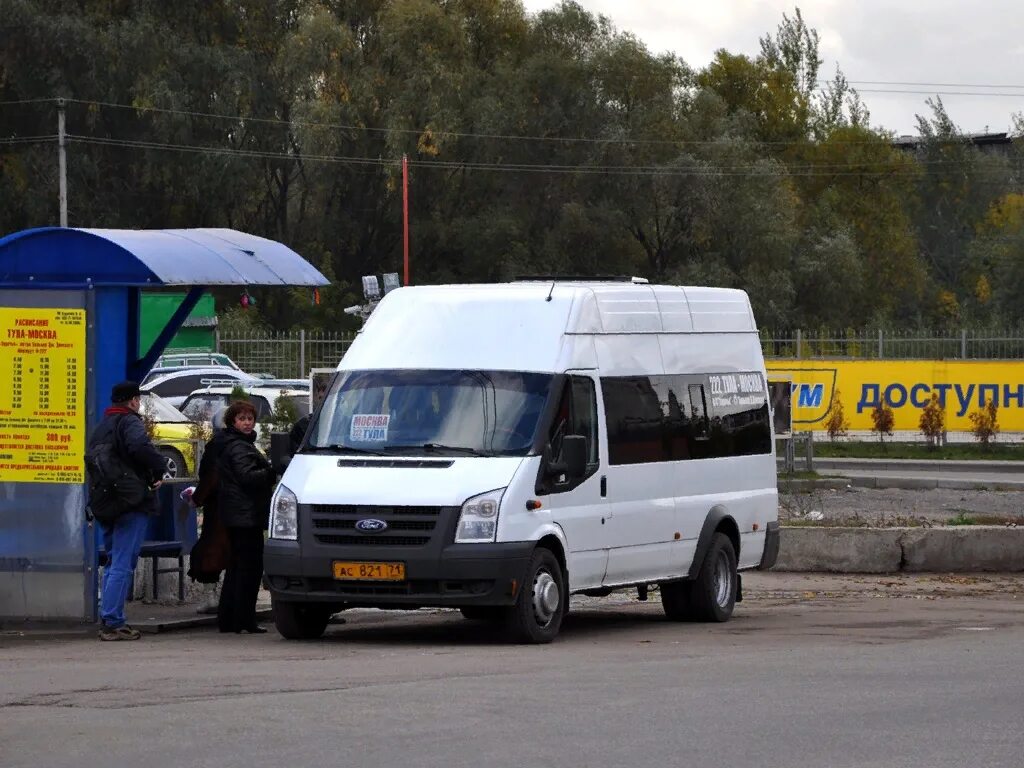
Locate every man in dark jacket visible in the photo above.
<box><xmin>91</xmin><ymin>381</ymin><xmax>167</xmax><ymax>641</ymax></box>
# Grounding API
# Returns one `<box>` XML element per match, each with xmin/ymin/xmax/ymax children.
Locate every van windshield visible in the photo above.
<box><xmin>307</xmin><ymin>370</ymin><xmax>554</xmax><ymax>456</ymax></box>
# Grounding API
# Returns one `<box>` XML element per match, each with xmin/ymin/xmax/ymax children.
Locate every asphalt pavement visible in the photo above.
<box><xmin>2</xmin><ymin>573</ymin><xmax>1022</xmax><ymax>768</ymax></box>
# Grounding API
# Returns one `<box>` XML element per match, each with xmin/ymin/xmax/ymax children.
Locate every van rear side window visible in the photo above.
<box><xmin>602</xmin><ymin>373</ymin><xmax>771</xmax><ymax>465</ymax></box>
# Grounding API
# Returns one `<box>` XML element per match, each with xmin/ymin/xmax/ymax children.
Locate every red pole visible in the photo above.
<box><xmin>402</xmin><ymin>154</ymin><xmax>410</xmax><ymax>286</ymax></box>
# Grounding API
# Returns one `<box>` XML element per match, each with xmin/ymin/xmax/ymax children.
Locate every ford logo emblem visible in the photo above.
<box><xmin>355</xmin><ymin>518</ymin><xmax>388</xmax><ymax>533</ymax></box>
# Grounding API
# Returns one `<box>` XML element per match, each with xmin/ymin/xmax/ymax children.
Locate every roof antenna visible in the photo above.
<box><xmin>546</xmin><ymin>280</ymin><xmax>555</xmax><ymax>302</ymax></box>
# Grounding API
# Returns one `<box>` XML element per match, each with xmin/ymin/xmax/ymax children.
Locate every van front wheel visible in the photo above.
<box><xmin>504</xmin><ymin>548</ymin><xmax>564</xmax><ymax>644</ymax></box>
<box><xmin>272</xmin><ymin>598</ymin><xmax>332</xmax><ymax>640</ymax></box>
<box><xmin>460</xmin><ymin>607</ymin><xmax>504</xmax><ymax>622</ymax></box>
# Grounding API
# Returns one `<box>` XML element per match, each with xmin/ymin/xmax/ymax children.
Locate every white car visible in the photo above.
<box><xmin>153</xmin><ymin>351</ymin><xmax>241</xmax><ymax>370</ymax></box>
<box><xmin>141</xmin><ymin>367</ymin><xmax>261</xmax><ymax>408</ymax></box>
<box><xmin>180</xmin><ymin>384</ymin><xmax>311</xmax><ymax>435</ymax></box>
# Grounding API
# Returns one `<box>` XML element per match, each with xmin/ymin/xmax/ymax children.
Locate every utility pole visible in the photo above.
<box><xmin>57</xmin><ymin>98</ymin><xmax>67</xmax><ymax>227</ymax></box>
<box><xmin>402</xmin><ymin>154</ymin><xmax>410</xmax><ymax>286</ymax></box>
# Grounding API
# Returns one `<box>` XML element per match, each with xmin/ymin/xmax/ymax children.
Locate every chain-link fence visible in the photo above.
<box><xmin>761</xmin><ymin>328</ymin><xmax>1024</xmax><ymax>359</ymax></box>
<box><xmin>215</xmin><ymin>330</ymin><xmax>356</xmax><ymax>378</ymax></box>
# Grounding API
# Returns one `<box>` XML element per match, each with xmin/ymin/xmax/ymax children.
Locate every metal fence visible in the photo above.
<box><xmin>215</xmin><ymin>328</ymin><xmax>1024</xmax><ymax>377</ymax></box>
<box><xmin>760</xmin><ymin>329</ymin><xmax>1024</xmax><ymax>360</ymax></box>
<box><xmin>215</xmin><ymin>330</ymin><xmax>356</xmax><ymax>379</ymax></box>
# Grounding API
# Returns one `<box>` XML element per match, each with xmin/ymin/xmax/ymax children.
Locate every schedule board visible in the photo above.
<box><xmin>0</xmin><ymin>307</ymin><xmax>86</xmax><ymax>483</ymax></box>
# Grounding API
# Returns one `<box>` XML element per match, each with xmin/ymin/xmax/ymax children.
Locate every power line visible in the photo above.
<box><xmin>839</xmin><ymin>80</ymin><xmax>1024</xmax><ymax>90</ymax></box>
<box><xmin>6</xmin><ymin>96</ymin><xmax>1023</xmax><ymax>149</ymax></box>
<box><xmin>855</xmin><ymin>88</ymin><xmax>1024</xmax><ymax>98</ymax></box>
<box><xmin>0</xmin><ymin>98</ymin><xmax>57</xmax><ymax>106</ymax></box>
<box><xmin>0</xmin><ymin>135</ymin><xmax>58</xmax><ymax>145</ymax></box>
<box><xmin>66</xmin><ymin>134</ymin><xmax>1024</xmax><ymax>180</ymax></box>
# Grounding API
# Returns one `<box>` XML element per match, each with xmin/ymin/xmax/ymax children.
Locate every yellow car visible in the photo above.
<box><xmin>141</xmin><ymin>392</ymin><xmax>200</xmax><ymax>479</ymax></box>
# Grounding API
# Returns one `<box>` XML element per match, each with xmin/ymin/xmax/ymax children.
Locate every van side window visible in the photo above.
<box><xmin>602</xmin><ymin>373</ymin><xmax>771</xmax><ymax>463</ymax></box>
<box><xmin>601</xmin><ymin>377</ymin><xmax>664</xmax><ymax>465</ymax></box>
<box><xmin>706</xmin><ymin>374</ymin><xmax>772</xmax><ymax>457</ymax></box>
<box><xmin>687</xmin><ymin>384</ymin><xmax>709</xmax><ymax>439</ymax></box>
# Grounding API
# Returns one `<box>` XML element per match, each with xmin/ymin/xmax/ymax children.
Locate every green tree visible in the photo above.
<box><xmin>913</xmin><ymin>99</ymin><xmax>1012</xmax><ymax>317</ymax></box>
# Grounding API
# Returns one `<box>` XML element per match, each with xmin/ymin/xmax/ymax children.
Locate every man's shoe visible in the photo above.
<box><xmin>98</xmin><ymin>625</ymin><xmax>142</xmax><ymax>641</ymax></box>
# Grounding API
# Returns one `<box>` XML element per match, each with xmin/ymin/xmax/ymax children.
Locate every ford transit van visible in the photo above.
<box><xmin>265</xmin><ymin>279</ymin><xmax>779</xmax><ymax>643</ymax></box>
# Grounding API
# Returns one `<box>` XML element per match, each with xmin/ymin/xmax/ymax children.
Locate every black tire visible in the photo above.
<box><xmin>460</xmin><ymin>607</ymin><xmax>505</xmax><ymax>621</ymax></box>
<box><xmin>157</xmin><ymin>447</ymin><xmax>186</xmax><ymax>479</ymax></box>
<box><xmin>659</xmin><ymin>579</ymin><xmax>693</xmax><ymax>622</ymax></box>
<box><xmin>661</xmin><ymin>533</ymin><xmax>738</xmax><ymax>622</ymax></box>
<box><xmin>690</xmin><ymin>533</ymin><xmax>738</xmax><ymax>622</ymax></box>
<box><xmin>503</xmin><ymin>548</ymin><xmax>565</xmax><ymax>644</ymax></box>
<box><xmin>272</xmin><ymin>598</ymin><xmax>332</xmax><ymax>640</ymax></box>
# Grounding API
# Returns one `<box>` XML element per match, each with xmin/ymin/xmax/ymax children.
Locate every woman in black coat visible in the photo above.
<box><xmin>216</xmin><ymin>400</ymin><xmax>276</xmax><ymax>634</ymax></box>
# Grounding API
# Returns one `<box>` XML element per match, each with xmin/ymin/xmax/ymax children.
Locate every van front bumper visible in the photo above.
<box><xmin>264</xmin><ymin>540</ymin><xmax>535</xmax><ymax>609</ymax></box>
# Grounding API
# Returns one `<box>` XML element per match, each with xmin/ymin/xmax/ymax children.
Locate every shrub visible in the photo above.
<box><xmin>969</xmin><ymin>399</ymin><xmax>999</xmax><ymax>445</ymax></box>
<box><xmin>267</xmin><ymin>391</ymin><xmax>299</xmax><ymax>432</ymax></box>
<box><xmin>870</xmin><ymin>402</ymin><xmax>895</xmax><ymax>443</ymax></box>
<box><xmin>825</xmin><ymin>389</ymin><xmax>849</xmax><ymax>441</ymax></box>
<box><xmin>918</xmin><ymin>394</ymin><xmax>945</xmax><ymax>448</ymax></box>
<box><xmin>258</xmin><ymin>392</ymin><xmax>300</xmax><ymax>451</ymax></box>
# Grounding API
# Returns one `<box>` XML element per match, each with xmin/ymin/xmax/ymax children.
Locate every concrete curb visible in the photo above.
<box><xmin>774</xmin><ymin>525</ymin><xmax>1024</xmax><ymax>573</ymax></box>
<box><xmin>778</xmin><ymin>478</ymin><xmax>852</xmax><ymax>492</ymax></box>
<box><xmin>780</xmin><ymin>476</ymin><xmax>1024</xmax><ymax>492</ymax></box>
<box><xmin>846</xmin><ymin>476</ymin><xmax>1024</xmax><ymax>491</ymax></box>
<box><xmin>813</xmin><ymin>457</ymin><xmax>1024</xmax><ymax>474</ymax></box>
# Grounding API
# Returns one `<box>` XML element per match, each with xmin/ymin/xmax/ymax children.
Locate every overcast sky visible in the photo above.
<box><xmin>520</xmin><ymin>0</ymin><xmax>1024</xmax><ymax>136</ymax></box>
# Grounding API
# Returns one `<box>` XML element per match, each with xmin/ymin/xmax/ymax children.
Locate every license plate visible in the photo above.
<box><xmin>332</xmin><ymin>561</ymin><xmax>406</xmax><ymax>581</ymax></box>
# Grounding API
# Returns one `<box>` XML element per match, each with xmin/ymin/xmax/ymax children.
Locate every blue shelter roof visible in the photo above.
<box><xmin>0</xmin><ymin>227</ymin><xmax>328</xmax><ymax>287</ymax></box>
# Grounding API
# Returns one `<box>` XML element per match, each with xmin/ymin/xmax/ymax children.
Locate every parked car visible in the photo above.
<box><xmin>139</xmin><ymin>391</ymin><xmax>198</xmax><ymax>479</ymax></box>
<box><xmin>141</xmin><ymin>367</ymin><xmax>261</xmax><ymax>408</ymax></box>
<box><xmin>153</xmin><ymin>351</ymin><xmax>241</xmax><ymax>370</ymax></box>
<box><xmin>180</xmin><ymin>384</ymin><xmax>311</xmax><ymax>438</ymax></box>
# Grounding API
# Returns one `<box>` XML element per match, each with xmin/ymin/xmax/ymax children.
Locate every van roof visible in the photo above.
<box><xmin>341</xmin><ymin>282</ymin><xmax>758</xmax><ymax>373</ymax></box>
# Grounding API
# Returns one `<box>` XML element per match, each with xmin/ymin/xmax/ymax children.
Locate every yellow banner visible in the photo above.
<box><xmin>766</xmin><ymin>359</ymin><xmax>1024</xmax><ymax>432</ymax></box>
<box><xmin>0</xmin><ymin>308</ymin><xmax>87</xmax><ymax>483</ymax></box>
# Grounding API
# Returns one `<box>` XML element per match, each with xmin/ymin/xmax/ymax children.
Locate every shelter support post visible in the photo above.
<box><xmin>131</xmin><ymin>286</ymin><xmax>206</xmax><ymax>380</ymax></box>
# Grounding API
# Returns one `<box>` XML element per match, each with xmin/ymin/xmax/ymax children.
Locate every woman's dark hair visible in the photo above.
<box><xmin>224</xmin><ymin>399</ymin><xmax>258</xmax><ymax>427</ymax></box>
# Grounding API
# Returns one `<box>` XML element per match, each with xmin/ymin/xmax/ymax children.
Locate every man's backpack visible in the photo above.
<box><xmin>84</xmin><ymin>415</ymin><xmax>148</xmax><ymax>525</ymax></box>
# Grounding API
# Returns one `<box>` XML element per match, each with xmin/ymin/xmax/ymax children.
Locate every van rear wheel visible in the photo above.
<box><xmin>504</xmin><ymin>548</ymin><xmax>564</xmax><ymax>644</ymax></box>
<box><xmin>660</xmin><ymin>533</ymin><xmax>737</xmax><ymax>623</ymax></box>
<box><xmin>272</xmin><ymin>598</ymin><xmax>332</xmax><ymax>640</ymax></box>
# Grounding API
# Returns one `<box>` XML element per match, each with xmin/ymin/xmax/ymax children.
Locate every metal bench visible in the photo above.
<box><xmin>97</xmin><ymin>540</ymin><xmax>186</xmax><ymax>602</ymax></box>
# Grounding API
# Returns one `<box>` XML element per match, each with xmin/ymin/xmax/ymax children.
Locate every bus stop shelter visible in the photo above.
<box><xmin>0</xmin><ymin>227</ymin><xmax>328</xmax><ymax>622</ymax></box>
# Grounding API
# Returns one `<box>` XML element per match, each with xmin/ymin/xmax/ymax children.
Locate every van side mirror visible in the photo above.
<box><xmin>560</xmin><ymin>435</ymin><xmax>588</xmax><ymax>478</ymax></box>
<box><xmin>269</xmin><ymin>432</ymin><xmax>292</xmax><ymax>474</ymax></box>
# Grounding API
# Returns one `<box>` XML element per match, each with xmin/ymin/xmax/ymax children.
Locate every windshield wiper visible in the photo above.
<box><xmin>418</xmin><ymin>443</ymin><xmax>490</xmax><ymax>457</ymax></box>
<box><xmin>305</xmin><ymin>444</ymin><xmax>389</xmax><ymax>456</ymax></box>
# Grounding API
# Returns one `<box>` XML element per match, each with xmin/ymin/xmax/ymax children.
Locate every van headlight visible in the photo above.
<box><xmin>455</xmin><ymin>488</ymin><xmax>505</xmax><ymax>544</ymax></box>
<box><xmin>269</xmin><ymin>484</ymin><xmax>298</xmax><ymax>540</ymax></box>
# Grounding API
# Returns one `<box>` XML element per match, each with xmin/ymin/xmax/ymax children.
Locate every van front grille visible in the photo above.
<box><xmin>305</xmin><ymin>504</ymin><xmax>457</xmax><ymax>548</ymax></box>
<box><xmin>312</xmin><ymin>534</ymin><xmax>431</xmax><ymax>547</ymax></box>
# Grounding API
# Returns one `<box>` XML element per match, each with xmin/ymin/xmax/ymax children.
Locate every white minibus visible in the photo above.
<box><xmin>265</xmin><ymin>278</ymin><xmax>779</xmax><ymax>643</ymax></box>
